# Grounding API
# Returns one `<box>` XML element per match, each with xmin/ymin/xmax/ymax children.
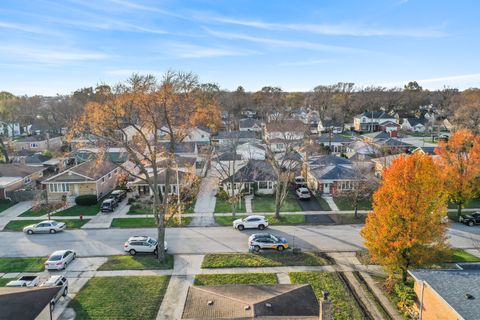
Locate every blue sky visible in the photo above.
<box><xmin>1</xmin><ymin>0</ymin><xmax>479</xmax><ymax>95</ymax></box>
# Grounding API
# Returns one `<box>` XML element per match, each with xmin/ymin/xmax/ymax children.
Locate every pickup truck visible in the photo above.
<box><xmin>5</xmin><ymin>275</ymin><xmax>40</xmax><ymax>287</ymax></box>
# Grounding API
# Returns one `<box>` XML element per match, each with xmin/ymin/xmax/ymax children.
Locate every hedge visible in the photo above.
<box><xmin>75</xmin><ymin>195</ymin><xmax>98</xmax><ymax>206</ymax></box>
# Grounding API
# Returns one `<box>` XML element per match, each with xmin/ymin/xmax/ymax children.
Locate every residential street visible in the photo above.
<box><xmin>1</xmin><ymin>223</ymin><xmax>480</xmax><ymax>258</ymax></box>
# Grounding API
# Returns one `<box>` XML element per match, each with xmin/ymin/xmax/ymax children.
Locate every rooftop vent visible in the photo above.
<box><xmin>265</xmin><ymin>303</ymin><xmax>272</xmax><ymax>308</ymax></box>
<box><xmin>465</xmin><ymin>294</ymin><xmax>475</xmax><ymax>300</ymax></box>
<box><xmin>207</xmin><ymin>300</ymin><xmax>214</xmax><ymax>305</ymax></box>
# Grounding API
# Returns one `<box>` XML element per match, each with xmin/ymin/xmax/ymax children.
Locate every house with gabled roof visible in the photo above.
<box><xmin>0</xmin><ymin>164</ymin><xmax>45</xmax><ymax>199</ymax></box>
<box><xmin>221</xmin><ymin>159</ymin><xmax>277</xmax><ymax>195</ymax></box>
<box><xmin>402</xmin><ymin>117</ymin><xmax>428</xmax><ymax>132</ymax></box>
<box><xmin>239</xmin><ymin>118</ymin><xmax>262</xmax><ymax>132</ymax></box>
<box><xmin>353</xmin><ymin>111</ymin><xmax>398</xmax><ymax>132</ymax></box>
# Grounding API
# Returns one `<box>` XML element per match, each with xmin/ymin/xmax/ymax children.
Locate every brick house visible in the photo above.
<box><xmin>11</xmin><ymin>134</ymin><xmax>63</xmax><ymax>152</ymax></box>
<box><xmin>43</xmin><ymin>160</ymin><xmax>121</xmax><ymax>202</ymax></box>
<box><xmin>0</xmin><ymin>164</ymin><xmax>45</xmax><ymax>199</ymax></box>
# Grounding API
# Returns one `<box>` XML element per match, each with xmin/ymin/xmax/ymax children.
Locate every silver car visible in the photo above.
<box><xmin>23</xmin><ymin>220</ymin><xmax>66</xmax><ymax>235</ymax></box>
<box><xmin>40</xmin><ymin>275</ymin><xmax>69</xmax><ymax>307</ymax></box>
<box><xmin>45</xmin><ymin>250</ymin><xmax>76</xmax><ymax>270</ymax></box>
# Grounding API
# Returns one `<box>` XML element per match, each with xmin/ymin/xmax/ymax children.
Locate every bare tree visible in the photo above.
<box><xmin>342</xmin><ymin>163</ymin><xmax>379</xmax><ymax>218</ymax></box>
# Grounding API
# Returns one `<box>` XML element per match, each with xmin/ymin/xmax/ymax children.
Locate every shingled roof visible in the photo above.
<box><xmin>0</xmin><ymin>286</ymin><xmax>61</xmax><ymax>320</ymax></box>
<box><xmin>182</xmin><ymin>284</ymin><xmax>319</xmax><ymax>319</ymax></box>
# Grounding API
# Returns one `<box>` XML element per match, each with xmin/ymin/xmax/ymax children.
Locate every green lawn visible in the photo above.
<box><xmin>19</xmin><ymin>206</ymin><xmax>51</xmax><ymax>217</ymax></box>
<box><xmin>214</xmin><ymin>214</ymin><xmax>305</xmax><ymax>226</ymax></box>
<box><xmin>329</xmin><ymin>213</ymin><xmax>367</xmax><ymax>224</ymax></box>
<box><xmin>251</xmin><ymin>194</ymin><xmax>302</xmax><ymax>212</ymax></box>
<box><xmin>202</xmin><ymin>252</ymin><xmax>329</xmax><ymax>268</ymax></box>
<box><xmin>53</xmin><ymin>204</ymin><xmax>100</xmax><ymax>216</ymax></box>
<box><xmin>98</xmin><ymin>255</ymin><xmax>174</xmax><ymax>270</ymax></box>
<box><xmin>449</xmin><ymin>249</ymin><xmax>480</xmax><ymax>263</ymax></box>
<box><xmin>3</xmin><ymin>219</ymin><xmax>90</xmax><ymax>231</ymax></box>
<box><xmin>111</xmin><ymin>217</ymin><xmax>191</xmax><ymax>228</ymax></box>
<box><xmin>448</xmin><ymin>198</ymin><xmax>480</xmax><ymax>209</ymax></box>
<box><xmin>0</xmin><ymin>200</ymin><xmax>15</xmax><ymax>214</ymax></box>
<box><xmin>0</xmin><ymin>278</ymin><xmax>11</xmax><ymax>286</ymax></box>
<box><xmin>214</xmin><ymin>197</ymin><xmax>246</xmax><ymax>213</ymax></box>
<box><xmin>194</xmin><ymin>273</ymin><xmax>278</xmax><ymax>285</ymax></box>
<box><xmin>0</xmin><ymin>257</ymin><xmax>46</xmax><ymax>272</ymax></box>
<box><xmin>70</xmin><ymin>276</ymin><xmax>170</xmax><ymax>320</ymax></box>
<box><xmin>289</xmin><ymin>272</ymin><xmax>365</xmax><ymax>320</ymax></box>
<box><xmin>127</xmin><ymin>204</ymin><xmax>153</xmax><ymax>215</ymax></box>
<box><xmin>317</xmin><ymin>196</ymin><xmax>332</xmax><ymax>211</ymax></box>
<box><xmin>334</xmin><ymin>197</ymin><xmax>372</xmax><ymax>211</ymax></box>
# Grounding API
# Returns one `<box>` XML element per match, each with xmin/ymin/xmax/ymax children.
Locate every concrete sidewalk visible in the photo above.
<box><xmin>0</xmin><ymin>201</ymin><xmax>32</xmax><ymax>231</ymax></box>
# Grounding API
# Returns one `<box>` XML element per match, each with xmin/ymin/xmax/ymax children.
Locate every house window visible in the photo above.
<box><xmin>30</xmin><ymin>143</ymin><xmax>38</xmax><ymax>148</ymax></box>
<box><xmin>49</xmin><ymin>183</ymin><xmax>70</xmax><ymax>193</ymax></box>
<box><xmin>24</xmin><ymin>176</ymin><xmax>31</xmax><ymax>184</ymax></box>
<box><xmin>259</xmin><ymin>181</ymin><xmax>272</xmax><ymax>189</ymax></box>
<box><xmin>276</xmin><ymin>143</ymin><xmax>284</xmax><ymax>149</ymax></box>
<box><xmin>101</xmin><ymin>177</ymin><xmax>105</xmax><ymax>183</ymax></box>
<box><xmin>108</xmin><ymin>173</ymin><xmax>112</xmax><ymax>179</ymax></box>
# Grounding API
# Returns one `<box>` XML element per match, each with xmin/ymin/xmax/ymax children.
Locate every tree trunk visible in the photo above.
<box><xmin>401</xmin><ymin>268</ymin><xmax>408</xmax><ymax>284</ymax></box>
<box><xmin>457</xmin><ymin>203</ymin><xmax>462</xmax><ymax>221</ymax></box>
<box><xmin>274</xmin><ymin>184</ymin><xmax>281</xmax><ymax>219</ymax></box>
<box><xmin>354</xmin><ymin>203</ymin><xmax>358</xmax><ymax>219</ymax></box>
<box><xmin>0</xmin><ymin>138</ymin><xmax>9</xmax><ymax>163</ymax></box>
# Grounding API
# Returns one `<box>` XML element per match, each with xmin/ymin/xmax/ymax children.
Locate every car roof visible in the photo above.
<box><xmin>50</xmin><ymin>250</ymin><xmax>69</xmax><ymax>256</ymax></box>
<box><xmin>128</xmin><ymin>235</ymin><xmax>151</xmax><ymax>241</ymax></box>
<box><xmin>298</xmin><ymin>187</ymin><xmax>309</xmax><ymax>191</ymax></box>
<box><xmin>39</xmin><ymin>220</ymin><xmax>56</xmax><ymax>224</ymax></box>
<box><xmin>103</xmin><ymin>198</ymin><xmax>114</xmax><ymax>203</ymax></box>
<box><xmin>251</xmin><ymin>233</ymin><xmax>273</xmax><ymax>238</ymax></box>
<box><xmin>111</xmin><ymin>190</ymin><xmax>123</xmax><ymax>194</ymax></box>
<box><xmin>44</xmin><ymin>275</ymin><xmax>63</xmax><ymax>284</ymax></box>
<box><xmin>246</xmin><ymin>215</ymin><xmax>266</xmax><ymax>219</ymax></box>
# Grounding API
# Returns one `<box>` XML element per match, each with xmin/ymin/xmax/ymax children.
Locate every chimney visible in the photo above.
<box><xmin>319</xmin><ymin>291</ymin><xmax>332</xmax><ymax>320</ymax></box>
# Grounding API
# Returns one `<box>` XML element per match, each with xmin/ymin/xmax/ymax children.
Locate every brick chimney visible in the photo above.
<box><xmin>319</xmin><ymin>291</ymin><xmax>332</xmax><ymax>320</ymax></box>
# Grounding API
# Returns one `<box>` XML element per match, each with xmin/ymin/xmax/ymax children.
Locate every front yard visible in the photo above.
<box><xmin>98</xmin><ymin>255</ymin><xmax>174</xmax><ymax>270</ymax></box>
<box><xmin>69</xmin><ymin>276</ymin><xmax>170</xmax><ymax>320</ymax></box>
<box><xmin>53</xmin><ymin>204</ymin><xmax>100</xmax><ymax>216</ymax></box>
<box><xmin>110</xmin><ymin>216</ymin><xmax>191</xmax><ymax>228</ymax></box>
<box><xmin>0</xmin><ymin>257</ymin><xmax>46</xmax><ymax>272</ymax></box>
<box><xmin>0</xmin><ymin>200</ymin><xmax>15</xmax><ymax>214</ymax></box>
<box><xmin>3</xmin><ymin>219</ymin><xmax>90</xmax><ymax>231</ymax></box>
<box><xmin>334</xmin><ymin>197</ymin><xmax>372</xmax><ymax>211</ymax></box>
<box><xmin>202</xmin><ymin>252</ymin><xmax>329</xmax><ymax>268</ymax></box>
<box><xmin>356</xmin><ymin>248</ymin><xmax>480</xmax><ymax>265</ymax></box>
<box><xmin>194</xmin><ymin>273</ymin><xmax>278</xmax><ymax>285</ymax></box>
<box><xmin>215</xmin><ymin>214</ymin><xmax>305</xmax><ymax>226</ymax></box>
<box><xmin>289</xmin><ymin>272</ymin><xmax>366</xmax><ymax>320</ymax></box>
<box><xmin>251</xmin><ymin>194</ymin><xmax>302</xmax><ymax>212</ymax></box>
<box><xmin>214</xmin><ymin>197</ymin><xmax>246</xmax><ymax>214</ymax></box>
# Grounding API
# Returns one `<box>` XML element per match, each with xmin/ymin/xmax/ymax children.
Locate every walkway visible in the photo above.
<box><xmin>81</xmin><ymin>201</ymin><xmax>130</xmax><ymax>229</ymax></box>
<box><xmin>0</xmin><ymin>201</ymin><xmax>32</xmax><ymax>231</ymax></box>
<box><xmin>244</xmin><ymin>194</ymin><xmax>253</xmax><ymax>214</ymax></box>
<box><xmin>190</xmin><ymin>176</ymin><xmax>218</xmax><ymax>226</ymax></box>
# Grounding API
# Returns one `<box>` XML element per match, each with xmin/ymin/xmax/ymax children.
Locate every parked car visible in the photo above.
<box><xmin>111</xmin><ymin>189</ymin><xmax>127</xmax><ymax>202</ymax></box>
<box><xmin>6</xmin><ymin>275</ymin><xmax>40</xmax><ymax>287</ymax></box>
<box><xmin>233</xmin><ymin>215</ymin><xmax>269</xmax><ymax>231</ymax></box>
<box><xmin>459</xmin><ymin>212</ymin><xmax>480</xmax><ymax>226</ymax></box>
<box><xmin>296</xmin><ymin>187</ymin><xmax>311</xmax><ymax>200</ymax></box>
<box><xmin>248</xmin><ymin>233</ymin><xmax>289</xmax><ymax>251</ymax></box>
<box><xmin>40</xmin><ymin>275</ymin><xmax>68</xmax><ymax>306</ymax></box>
<box><xmin>45</xmin><ymin>250</ymin><xmax>76</xmax><ymax>270</ymax></box>
<box><xmin>23</xmin><ymin>220</ymin><xmax>66</xmax><ymax>235</ymax></box>
<box><xmin>101</xmin><ymin>198</ymin><xmax>117</xmax><ymax>212</ymax></box>
<box><xmin>124</xmin><ymin>236</ymin><xmax>168</xmax><ymax>255</ymax></box>
<box><xmin>294</xmin><ymin>176</ymin><xmax>307</xmax><ymax>189</ymax></box>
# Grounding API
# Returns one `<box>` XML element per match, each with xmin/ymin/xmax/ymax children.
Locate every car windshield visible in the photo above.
<box><xmin>49</xmin><ymin>255</ymin><xmax>62</xmax><ymax>261</ymax></box>
<box><xmin>50</xmin><ymin>221</ymin><xmax>58</xmax><ymax>226</ymax></box>
<box><xmin>301</xmin><ymin>190</ymin><xmax>309</xmax><ymax>194</ymax></box>
<box><xmin>270</xmin><ymin>235</ymin><xmax>279</xmax><ymax>242</ymax></box>
<box><xmin>147</xmin><ymin>238</ymin><xmax>157</xmax><ymax>245</ymax></box>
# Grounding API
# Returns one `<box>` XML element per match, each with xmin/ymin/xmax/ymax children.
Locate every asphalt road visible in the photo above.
<box><xmin>2</xmin><ymin>223</ymin><xmax>480</xmax><ymax>258</ymax></box>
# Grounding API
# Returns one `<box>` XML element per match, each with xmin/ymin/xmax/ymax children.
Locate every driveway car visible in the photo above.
<box><xmin>296</xmin><ymin>187</ymin><xmax>311</xmax><ymax>200</ymax></box>
<box><xmin>111</xmin><ymin>189</ymin><xmax>127</xmax><ymax>202</ymax></box>
<box><xmin>124</xmin><ymin>236</ymin><xmax>168</xmax><ymax>255</ymax></box>
<box><xmin>248</xmin><ymin>233</ymin><xmax>289</xmax><ymax>251</ymax></box>
<box><xmin>6</xmin><ymin>275</ymin><xmax>40</xmax><ymax>287</ymax></box>
<box><xmin>101</xmin><ymin>198</ymin><xmax>117</xmax><ymax>212</ymax></box>
<box><xmin>23</xmin><ymin>220</ymin><xmax>66</xmax><ymax>235</ymax></box>
<box><xmin>459</xmin><ymin>212</ymin><xmax>480</xmax><ymax>226</ymax></box>
<box><xmin>294</xmin><ymin>176</ymin><xmax>307</xmax><ymax>189</ymax></box>
<box><xmin>233</xmin><ymin>215</ymin><xmax>268</xmax><ymax>231</ymax></box>
<box><xmin>45</xmin><ymin>250</ymin><xmax>76</xmax><ymax>270</ymax></box>
<box><xmin>40</xmin><ymin>275</ymin><xmax>68</xmax><ymax>307</ymax></box>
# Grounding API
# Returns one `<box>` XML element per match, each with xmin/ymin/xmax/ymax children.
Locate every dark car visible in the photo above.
<box><xmin>111</xmin><ymin>189</ymin><xmax>127</xmax><ymax>202</ymax></box>
<box><xmin>459</xmin><ymin>212</ymin><xmax>480</xmax><ymax>226</ymax></box>
<box><xmin>101</xmin><ymin>198</ymin><xmax>117</xmax><ymax>212</ymax></box>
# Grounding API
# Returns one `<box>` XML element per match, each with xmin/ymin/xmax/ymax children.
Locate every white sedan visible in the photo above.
<box><xmin>45</xmin><ymin>250</ymin><xmax>76</xmax><ymax>270</ymax></box>
<box><xmin>23</xmin><ymin>220</ymin><xmax>66</xmax><ymax>234</ymax></box>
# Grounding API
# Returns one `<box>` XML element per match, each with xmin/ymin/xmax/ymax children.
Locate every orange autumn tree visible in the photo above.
<box><xmin>361</xmin><ymin>153</ymin><xmax>449</xmax><ymax>283</ymax></box>
<box><xmin>435</xmin><ymin>129</ymin><xmax>480</xmax><ymax>220</ymax></box>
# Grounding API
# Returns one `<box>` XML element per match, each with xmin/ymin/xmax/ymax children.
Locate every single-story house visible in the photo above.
<box><xmin>317</xmin><ymin>118</ymin><xmax>343</xmax><ymax>134</ymax></box>
<box><xmin>128</xmin><ymin>167</ymin><xmax>195</xmax><ymax>197</ymax></box>
<box><xmin>0</xmin><ymin>164</ymin><xmax>45</xmax><ymax>199</ymax></box>
<box><xmin>409</xmin><ymin>269</ymin><xmax>480</xmax><ymax>320</ymax></box>
<box><xmin>236</xmin><ymin>142</ymin><xmax>266</xmax><ymax>160</ymax></box>
<box><xmin>379</xmin><ymin>120</ymin><xmax>401</xmax><ymax>135</ymax></box>
<box><xmin>412</xmin><ymin>146</ymin><xmax>437</xmax><ymax>156</ymax></box>
<box><xmin>402</xmin><ymin>118</ymin><xmax>428</xmax><ymax>132</ymax></box>
<box><xmin>306</xmin><ymin>155</ymin><xmax>359</xmax><ymax>195</ymax></box>
<box><xmin>11</xmin><ymin>134</ymin><xmax>63</xmax><ymax>152</ymax></box>
<box><xmin>316</xmin><ymin>134</ymin><xmax>353</xmax><ymax>154</ymax></box>
<box><xmin>371</xmin><ymin>154</ymin><xmax>404</xmax><ymax>177</ymax></box>
<box><xmin>182</xmin><ymin>284</ymin><xmax>320</xmax><ymax>319</ymax></box>
<box><xmin>43</xmin><ymin>160</ymin><xmax>121</xmax><ymax>202</ymax></box>
<box><xmin>264</xmin><ymin>119</ymin><xmax>306</xmax><ymax>142</ymax></box>
<box><xmin>13</xmin><ymin>153</ymin><xmax>52</xmax><ymax>167</ymax></box>
<box><xmin>182</xmin><ymin>126</ymin><xmax>212</xmax><ymax>143</ymax></box>
<box><xmin>222</xmin><ymin>159</ymin><xmax>277</xmax><ymax>195</ymax></box>
<box><xmin>239</xmin><ymin>118</ymin><xmax>262</xmax><ymax>132</ymax></box>
<box><xmin>212</xmin><ymin>131</ymin><xmax>257</xmax><ymax>145</ymax></box>
<box><xmin>0</xmin><ymin>286</ymin><xmax>62</xmax><ymax>320</ymax></box>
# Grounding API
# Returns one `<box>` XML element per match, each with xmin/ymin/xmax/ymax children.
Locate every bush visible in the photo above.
<box><xmin>216</xmin><ymin>189</ymin><xmax>230</xmax><ymax>201</ymax></box>
<box><xmin>127</xmin><ymin>197</ymin><xmax>137</xmax><ymax>205</ymax></box>
<box><xmin>392</xmin><ymin>281</ymin><xmax>416</xmax><ymax>317</ymax></box>
<box><xmin>75</xmin><ymin>195</ymin><xmax>98</xmax><ymax>206</ymax></box>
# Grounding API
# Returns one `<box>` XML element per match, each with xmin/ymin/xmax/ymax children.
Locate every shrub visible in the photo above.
<box><xmin>127</xmin><ymin>197</ymin><xmax>137</xmax><ymax>205</ymax></box>
<box><xmin>75</xmin><ymin>195</ymin><xmax>98</xmax><ymax>206</ymax></box>
<box><xmin>216</xmin><ymin>189</ymin><xmax>229</xmax><ymax>201</ymax></box>
<box><xmin>393</xmin><ymin>281</ymin><xmax>416</xmax><ymax>317</ymax></box>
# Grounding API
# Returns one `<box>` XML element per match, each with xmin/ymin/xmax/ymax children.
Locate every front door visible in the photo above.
<box><xmin>74</xmin><ymin>184</ymin><xmax>80</xmax><ymax>196</ymax></box>
<box><xmin>323</xmin><ymin>183</ymin><xmax>331</xmax><ymax>194</ymax></box>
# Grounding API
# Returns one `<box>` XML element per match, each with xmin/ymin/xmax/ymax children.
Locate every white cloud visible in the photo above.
<box><xmin>0</xmin><ymin>45</ymin><xmax>109</xmax><ymax>63</ymax></box>
<box><xmin>0</xmin><ymin>21</ymin><xmax>58</xmax><ymax>35</ymax></box>
<box><xmin>167</xmin><ymin>43</ymin><xmax>260</xmax><ymax>59</ymax></box>
<box><xmin>279</xmin><ymin>59</ymin><xmax>337</xmax><ymax>66</ymax></box>
<box><xmin>382</xmin><ymin>73</ymin><xmax>480</xmax><ymax>89</ymax></box>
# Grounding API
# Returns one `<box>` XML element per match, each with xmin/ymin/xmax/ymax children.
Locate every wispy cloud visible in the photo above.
<box><xmin>0</xmin><ymin>21</ymin><xmax>58</xmax><ymax>36</ymax></box>
<box><xmin>167</xmin><ymin>43</ymin><xmax>260</xmax><ymax>59</ymax></box>
<box><xmin>382</xmin><ymin>73</ymin><xmax>480</xmax><ymax>87</ymax></box>
<box><xmin>0</xmin><ymin>45</ymin><xmax>109</xmax><ymax>63</ymax></box>
<box><xmin>106</xmin><ymin>0</ymin><xmax>183</xmax><ymax>18</ymax></box>
<box><xmin>279</xmin><ymin>59</ymin><xmax>337</xmax><ymax>66</ymax></box>
<box><xmin>204</xmin><ymin>28</ymin><xmax>369</xmax><ymax>54</ymax></box>
<box><xmin>206</xmin><ymin>16</ymin><xmax>447</xmax><ymax>38</ymax></box>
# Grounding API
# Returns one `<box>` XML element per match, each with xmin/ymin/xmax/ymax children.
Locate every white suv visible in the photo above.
<box><xmin>233</xmin><ymin>215</ymin><xmax>269</xmax><ymax>231</ymax></box>
<box><xmin>124</xmin><ymin>236</ymin><xmax>167</xmax><ymax>255</ymax></box>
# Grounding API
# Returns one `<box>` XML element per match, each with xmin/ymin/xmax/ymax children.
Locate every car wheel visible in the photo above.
<box><xmin>63</xmin><ymin>287</ymin><xmax>68</xmax><ymax>297</ymax></box>
<box><xmin>254</xmin><ymin>245</ymin><xmax>261</xmax><ymax>252</ymax></box>
<box><xmin>27</xmin><ymin>230</ymin><xmax>33</xmax><ymax>235</ymax></box>
<box><xmin>50</xmin><ymin>229</ymin><xmax>56</xmax><ymax>234</ymax></box>
<box><xmin>73</xmin><ymin>253</ymin><xmax>76</xmax><ymax>259</ymax></box>
<box><xmin>237</xmin><ymin>225</ymin><xmax>245</xmax><ymax>231</ymax></box>
<box><xmin>277</xmin><ymin>245</ymin><xmax>285</xmax><ymax>251</ymax></box>
<box><xmin>129</xmin><ymin>249</ymin><xmax>136</xmax><ymax>255</ymax></box>
<box><xmin>468</xmin><ymin>221</ymin><xmax>474</xmax><ymax>227</ymax></box>
<box><xmin>63</xmin><ymin>262</ymin><xmax>68</xmax><ymax>270</ymax></box>
<box><xmin>258</xmin><ymin>224</ymin><xmax>265</xmax><ymax>230</ymax></box>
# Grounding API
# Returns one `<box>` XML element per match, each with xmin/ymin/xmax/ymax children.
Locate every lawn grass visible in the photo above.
<box><xmin>127</xmin><ymin>204</ymin><xmax>153</xmax><ymax>215</ymax></box>
<box><xmin>317</xmin><ymin>196</ymin><xmax>332</xmax><ymax>211</ymax></box>
<box><xmin>329</xmin><ymin>213</ymin><xmax>367</xmax><ymax>224</ymax></box>
<box><xmin>70</xmin><ymin>276</ymin><xmax>170</xmax><ymax>320</ymax></box>
<box><xmin>214</xmin><ymin>214</ymin><xmax>305</xmax><ymax>226</ymax></box>
<box><xmin>334</xmin><ymin>197</ymin><xmax>372</xmax><ymax>211</ymax></box>
<box><xmin>98</xmin><ymin>255</ymin><xmax>174</xmax><ymax>270</ymax></box>
<box><xmin>111</xmin><ymin>216</ymin><xmax>191</xmax><ymax>228</ymax></box>
<box><xmin>449</xmin><ymin>249</ymin><xmax>480</xmax><ymax>263</ymax></box>
<box><xmin>448</xmin><ymin>198</ymin><xmax>480</xmax><ymax>209</ymax></box>
<box><xmin>19</xmin><ymin>207</ymin><xmax>51</xmax><ymax>217</ymax></box>
<box><xmin>251</xmin><ymin>194</ymin><xmax>302</xmax><ymax>212</ymax></box>
<box><xmin>214</xmin><ymin>197</ymin><xmax>246</xmax><ymax>213</ymax></box>
<box><xmin>194</xmin><ymin>273</ymin><xmax>278</xmax><ymax>285</ymax></box>
<box><xmin>0</xmin><ymin>200</ymin><xmax>15</xmax><ymax>214</ymax></box>
<box><xmin>289</xmin><ymin>272</ymin><xmax>365</xmax><ymax>320</ymax></box>
<box><xmin>53</xmin><ymin>204</ymin><xmax>100</xmax><ymax>216</ymax></box>
<box><xmin>0</xmin><ymin>257</ymin><xmax>46</xmax><ymax>272</ymax></box>
<box><xmin>0</xmin><ymin>278</ymin><xmax>11</xmax><ymax>286</ymax></box>
<box><xmin>3</xmin><ymin>219</ymin><xmax>90</xmax><ymax>231</ymax></box>
<box><xmin>202</xmin><ymin>252</ymin><xmax>329</xmax><ymax>268</ymax></box>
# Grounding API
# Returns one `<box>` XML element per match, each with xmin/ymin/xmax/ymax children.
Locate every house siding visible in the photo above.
<box><xmin>413</xmin><ymin>282</ymin><xmax>461</xmax><ymax>320</ymax></box>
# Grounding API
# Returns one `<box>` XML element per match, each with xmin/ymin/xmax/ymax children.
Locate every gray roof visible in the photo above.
<box><xmin>223</xmin><ymin>160</ymin><xmax>276</xmax><ymax>183</ymax></box>
<box><xmin>158</xmin><ymin>142</ymin><xmax>198</xmax><ymax>154</ymax></box>
<box><xmin>356</xmin><ymin>111</ymin><xmax>392</xmax><ymax>119</ymax></box>
<box><xmin>409</xmin><ymin>269</ymin><xmax>480</xmax><ymax>320</ymax></box>
<box><xmin>216</xmin><ymin>131</ymin><xmax>256</xmax><ymax>140</ymax></box>
<box><xmin>308</xmin><ymin>155</ymin><xmax>352</xmax><ymax>167</ymax></box>
<box><xmin>362</xmin><ymin>131</ymin><xmax>391</xmax><ymax>141</ymax></box>
<box><xmin>317</xmin><ymin>134</ymin><xmax>353</xmax><ymax>144</ymax></box>
<box><xmin>182</xmin><ymin>284</ymin><xmax>319</xmax><ymax>319</ymax></box>
<box><xmin>310</xmin><ymin>164</ymin><xmax>357</xmax><ymax>181</ymax></box>
<box><xmin>239</xmin><ymin>118</ymin><xmax>261</xmax><ymax>129</ymax></box>
<box><xmin>0</xmin><ymin>164</ymin><xmax>44</xmax><ymax>178</ymax></box>
<box><xmin>0</xmin><ymin>286</ymin><xmax>61</xmax><ymax>320</ymax></box>
<box><xmin>23</xmin><ymin>153</ymin><xmax>52</xmax><ymax>164</ymax></box>
<box><xmin>413</xmin><ymin>146</ymin><xmax>437</xmax><ymax>155</ymax></box>
<box><xmin>404</xmin><ymin>117</ymin><xmax>427</xmax><ymax>126</ymax></box>
<box><xmin>45</xmin><ymin>160</ymin><xmax>117</xmax><ymax>182</ymax></box>
<box><xmin>15</xmin><ymin>133</ymin><xmax>62</xmax><ymax>142</ymax></box>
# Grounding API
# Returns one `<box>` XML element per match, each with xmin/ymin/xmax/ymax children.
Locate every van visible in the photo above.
<box><xmin>101</xmin><ymin>198</ymin><xmax>116</xmax><ymax>212</ymax></box>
